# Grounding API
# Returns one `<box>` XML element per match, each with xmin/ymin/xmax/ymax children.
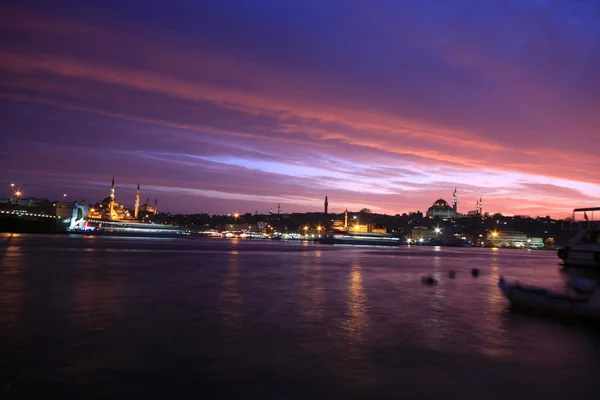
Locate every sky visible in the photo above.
<box><xmin>1</xmin><ymin>0</ymin><xmax>599</xmax><ymax>217</ymax></box>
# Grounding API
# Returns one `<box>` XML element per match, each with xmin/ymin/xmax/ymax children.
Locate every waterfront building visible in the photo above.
<box><xmin>410</xmin><ymin>226</ymin><xmax>442</xmax><ymax>242</ymax></box>
<box><xmin>488</xmin><ymin>230</ymin><xmax>528</xmax><ymax>248</ymax></box>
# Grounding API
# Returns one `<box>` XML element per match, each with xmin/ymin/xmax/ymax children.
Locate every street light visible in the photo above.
<box><xmin>15</xmin><ymin>190</ymin><xmax>21</xmax><ymax>197</ymax></box>
<box><xmin>434</xmin><ymin>227</ymin><xmax>441</xmax><ymax>234</ymax></box>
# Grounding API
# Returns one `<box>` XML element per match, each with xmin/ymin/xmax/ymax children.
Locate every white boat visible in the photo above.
<box><xmin>557</xmin><ymin>207</ymin><xmax>600</xmax><ymax>268</ymax></box>
<box><xmin>498</xmin><ymin>276</ymin><xmax>600</xmax><ymax>319</ymax></box>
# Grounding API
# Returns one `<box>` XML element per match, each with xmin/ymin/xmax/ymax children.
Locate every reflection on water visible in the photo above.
<box><xmin>2</xmin><ymin>236</ymin><xmax>600</xmax><ymax>398</ymax></box>
<box><xmin>343</xmin><ymin>261</ymin><xmax>369</xmax><ymax>343</ymax></box>
<box><xmin>73</xmin><ymin>247</ymin><xmax>126</xmax><ymax>338</ymax></box>
<box><xmin>220</xmin><ymin>250</ymin><xmax>242</xmax><ymax>332</ymax></box>
<box><xmin>0</xmin><ymin>235</ymin><xmax>25</xmax><ymax>333</ymax></box>
<box><xmin>299</xmin><ymin>250</ymin><xmax>325</xmax><ymax>324</ymax></box>
<box><xmin>481</xmin><ymin>250</ymin><xmax>510</xmax><ymax>357</ymax></box>
<box><xmin>423</xmin><ymin>255</ymin><xmax>449</xmax><ymax>350</ymax></box>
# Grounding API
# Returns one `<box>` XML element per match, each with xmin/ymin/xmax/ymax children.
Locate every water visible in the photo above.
<box><xmin>1</xmin><ymin>234</ymin><xmax>599</xmax><ymax>399</ymax></box>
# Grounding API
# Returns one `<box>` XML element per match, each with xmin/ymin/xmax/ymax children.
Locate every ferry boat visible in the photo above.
<box><xmin>71</xmin><ymin>219</ymin><xmax>189</xmax><ymax>237</ymax></box>
<box><xmin>557</xmin><ymin>207</ymin><xmax>600</xmax><ymax>268</ymax></box>
<box><xmin>316</xmin><ymin>231</ymin><xmax>401</xmax><ymax>246</ymax></box>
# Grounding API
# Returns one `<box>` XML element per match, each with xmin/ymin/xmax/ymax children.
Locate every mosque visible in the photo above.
<box><xmin>425</xmin><ymin>189</ymin><xmax>484</xmax><ymax>219</ymax></box>
<box><xmin>425</xmin><ymin>189</ymin><xmax>459</xmax><ymax>219</ymax></box>
<box><xmin>88</xmin><ymin>177</ymin><xmax>155</xmax><ymax>221</ymax></box>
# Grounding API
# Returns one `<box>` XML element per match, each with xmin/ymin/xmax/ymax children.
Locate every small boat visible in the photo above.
<box><xmin>498</xmin><ymin>276</ymin><xmax>600</xmax><ymax>320</ymax></box>
<box><xmin>568</xmin><ymin>276</ymin><xmax>598</xmax><ymax>294</ymax></box>
<box><xmin>557</xmin><ymin>207</ymin><xmax>600</xmax><ymax>268</ymax></box>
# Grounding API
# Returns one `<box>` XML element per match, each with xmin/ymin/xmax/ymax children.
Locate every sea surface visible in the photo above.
<box><xmin>1</xmin><ymin>233</ymin><xmax>599</xmax><ymax>399</ymax></box>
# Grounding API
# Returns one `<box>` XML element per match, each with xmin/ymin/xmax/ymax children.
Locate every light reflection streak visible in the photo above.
<box><xmin>220</xmin><ymin>250</ymin><xmax>242</xmax><ymax>332</ymax></box>
<box><xmin>74</xmin><ymin>248</ymin><xmax>123</xmax><ymax>331</ymax></box>
<box><xmin>343</xmin><ymin>261</ymin><xmax>369</xmax><ymax>344</ymax></box>
<box><xmin>481</xmin><ymin>250</ymin><xmax>510</xmax><ymax>357</ymax></box>
<box><xmin>0</xmin><ymin>235</ymin><xmax>25</xmax><ymax>328</ymax></box>
<box><xmin>423</xmin><ymin>255</ymin><xmax>448</xmax><ymax>349</ymax></box>
<box><xmin>299</xmin><ymin>249</ymin><xmax>325</xmax><ymax>324</ymax></box>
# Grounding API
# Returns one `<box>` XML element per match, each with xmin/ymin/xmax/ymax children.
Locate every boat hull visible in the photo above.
<box><xmin>558</xmin><ymin>247</ymin><xmax>600</xmax><ymax>268</ymax></box>
<box><xmin>498</xmin><ymin>278</ymin><xmax>600</xmax><ymax>320</ymax></box>
<box><xmin>316</xmin><ymin>237</ymin><xmax>401</xmax><ymax>247</ymax></box>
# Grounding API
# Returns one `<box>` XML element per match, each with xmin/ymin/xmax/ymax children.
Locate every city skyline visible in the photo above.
<box><xmin>1</xmin><ymin>1</ymin><xmax>599</xmax><ymax>218</ymax></box>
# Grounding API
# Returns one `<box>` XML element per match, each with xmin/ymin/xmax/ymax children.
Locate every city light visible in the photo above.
<box><xmin>492</xmin><ymin>231</ymin><xmax>498</xmax><ymax>238</ymax></box>
<box><xmin>63</xmin><ymin>193</ymin><xmax>67</xmax><ymax>198</ymax></box>
<box><xmin>15</xmin><ymin>190</ymin><xmax>21</xmax><ymax>197</ymax></box>
<box><xmin>10</xmin><ymin>183</ymin><xmax>15</xmax><ymax>188</ymax></box>
<box><xmin>434</xmin><ymin>227</ymin><xmax>441</xmax><ymax>234</ymax></box>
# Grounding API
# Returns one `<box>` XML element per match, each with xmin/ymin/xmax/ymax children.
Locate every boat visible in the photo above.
<box><xmin>316</xmin><ymin>231</ymin><xmax>401</xmax><ymax>246</ymax></box>
<box><xmin>557</xmin><ymin>207</ymin><xmax>600</xmax><ymax>268</ymax></box>
<box><xmin>498</xmin><ymin>276</ymin><xmax>600</xmax><ymax>320</ymax></box>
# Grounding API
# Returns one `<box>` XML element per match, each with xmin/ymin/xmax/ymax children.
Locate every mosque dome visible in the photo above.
<box><xmin>431</xmin><ymin>199</ymin><xmax>451</xmax><ymax>209</ymax></box>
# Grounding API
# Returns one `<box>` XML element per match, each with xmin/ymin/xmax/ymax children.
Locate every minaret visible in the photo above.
<box><xmin>476</xmin><ymin>199</ymin><xmax>480</xmax><ymax>215</ymax></box>
<box><xmin>134</xmin><ymin>182</ymin><xmax>140</xmax><ymax>219</ymax></box>
<box><xmin>344</xmin><ymin>208</ymin><xmax>348</xmax><ymax>230</ymax></box>
<box><xmin>154</xmin><ymin>199</ymin><xmax>158</xmax><ymax>215</ymax></box>
<box><xmin>109</xmin><ymin>177</ymin><xmax>115</xmax><ymax>219</ymax></box>
<box><xmin>452</xmin><ymin>188</ymin><xmax>457</xmax><ymax>212</ymax></box>
<box><xmin>479</xmin><ymin>197</ymin><xmax>483</xmax><ymax>216</ymax></box>
<box><xmin>324</xmin><ymin>196</ymin><xmax>328</xmax><ymax>214</ymax></box>
<box><xmin>277</xmin><ymin>203</ymin><xmax>281</xmax><ymax>215</ymax></box>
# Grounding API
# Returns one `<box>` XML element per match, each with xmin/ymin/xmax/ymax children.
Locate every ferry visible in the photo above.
<box><xmin>71</xmin><ymin>219</ymin><xmax>189</xmax><ymax>237</ymax></box>
<box><xmin>557</xmin><ymin>207</ymin><xmax>600</xmax><ymax>268</ymax></box>
<box><xmin>316</xmin><ymin>231</ymin><xmax>401</xmax><ymax>246</ymax></box>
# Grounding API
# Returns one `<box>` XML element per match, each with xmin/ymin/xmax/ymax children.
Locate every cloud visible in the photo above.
<box><xmin>0</xmin><ymin>3</ymin><xmax>599</xmax><ymax>217</ymax></box>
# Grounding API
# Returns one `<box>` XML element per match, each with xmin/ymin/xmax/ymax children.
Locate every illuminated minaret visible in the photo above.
<box><xmin>452</xmin><ymin>188</ymin><xmax>457</xmax><ymax>212</ymax></box>
<box><xmin>344</xmin><ymin>208</ymin><xmax>348</xmax><ymax>229</ymax></box>
<box><xmin>324</xmin><ymin>196</ymin><xmax>328</xmax><ymax>214</ymax></box>
<box><xmin>134</xmin><ymin>182</ymin><xmax>140</xmax><ymax>219</ymax></box>
<box><xmin>476</xmin><ymin>199</ymin><xmax>480</xmax><ymax>214</ymax></box>
<box><xmin>109</xmin><ymin>176</ymin><xmax>115</xmax><ymax>219</ymax></box>
<box><xmin>479</xmin><ymin>197</ymin><xmax>483</xmax><ymax>216</ymax></box>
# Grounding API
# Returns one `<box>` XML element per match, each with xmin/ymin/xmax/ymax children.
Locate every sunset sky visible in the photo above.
<box><xmin>1</xmin><ymin>1</ymin><xmax>599</xmax><ymax>217</ymax></box>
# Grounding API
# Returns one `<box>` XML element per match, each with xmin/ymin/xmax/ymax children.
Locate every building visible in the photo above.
<box><xmin>88</xmin><ymin>177</ymin><xmax>150</xmax><ymax>221</ymax></box>
<box><xmin>332</xmin><ymin>208</ymin><xmax>387</xmax><ymax>233</ymax></box>
<box><xmin>488</xmin><ymin>230</ymin><xmax>527</xmax><ymax>248</ymax></box>
<box><xmin>426</xmin><ymin>198</ymin><xmax>459</xmax><ymax>219</ymax></box>
<box><xmin>410</xmin><ymin>226</ymin><xmax>442</xmax><ymax>242</ymax></box>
